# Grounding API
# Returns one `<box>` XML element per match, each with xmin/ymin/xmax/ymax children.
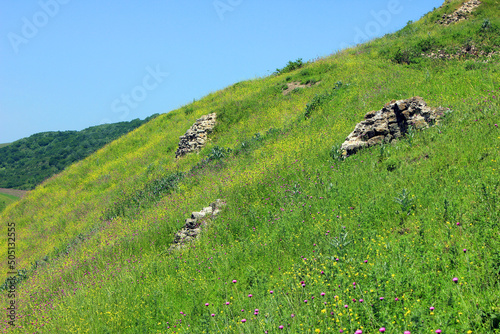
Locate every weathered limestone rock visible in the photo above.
<box><xmin>191</xmin><ymin>211</ymin><xmax>206</xmax><ymax>220</ymax></box>
<box><xmin>341</xmin><ymin>97</ymin><xmax>448</xmax><ymax>156</ymax></box>
<box><xmin>184</xmin><ymin>218</ymin><xmax>197</xmax><ymax>229</ymax></box>
<box><xmin>168</xmin><ymin>199</ymin><xmax>226</xmax><ymax>252</ymax></box>
<box><xmin>175</xmin><ymin>113</ymin><xmax>217</xmax><ymax>158</ymax></box>
<box><xmin>203</xmin><ymin>206</ymin><xmax>213</xmax><ymax>213</ymax></box>
<box><xmin>439</xmin><ymin>0</ymin><xmax>481</xmax><ymax>25</ymax></box>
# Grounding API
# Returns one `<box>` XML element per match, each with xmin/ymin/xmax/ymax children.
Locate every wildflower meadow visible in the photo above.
<box><xmin>1</xmin><ymin>0</ymin><xmax>499</xmax><ymax>332</ymax></box>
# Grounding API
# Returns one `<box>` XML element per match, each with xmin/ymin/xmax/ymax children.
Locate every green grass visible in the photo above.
<box><xmin>0</xmin><ymin>193</ymin><xmax>18</xmax><ymax>213</ymax></box>
<box><xmin>0</xmin><ymin>0</ymin><xmax>499</xmax><ymax>333</ymax></box>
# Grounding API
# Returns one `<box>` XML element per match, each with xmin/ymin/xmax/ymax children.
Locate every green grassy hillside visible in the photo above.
<box><xmin>0</xmin><ymin>115</ymin><xmax>158</xmax><ymax>190</ymax></box>
<box><xmin>0</xmin><ymin>193</ymin><xmax>18</xmax><ymax>213</ymax></box>
<box><xmin>1</xmin><ymin>1</ymin><xmax>499</xmax><ymax>333</ymax></box>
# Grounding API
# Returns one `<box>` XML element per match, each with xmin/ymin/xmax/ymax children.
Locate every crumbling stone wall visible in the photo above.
<box><xmin>439</xmin><ymin>0</ymin><xmax>481</xmax><ymax>25</ymax></box>
<box><xmin>341</xmin><ymin>97</ymin><xmax>448</xmax><ymax>156</ymax></box>
<box><xmin>168</xmin><ymin>199</ymin><xmax>226</xmax><ymax>251</ymax></box>
<box><xmin>175</xmin><ymin>113</ymin><xmax>216</xmax><ymax>158</ymax></box>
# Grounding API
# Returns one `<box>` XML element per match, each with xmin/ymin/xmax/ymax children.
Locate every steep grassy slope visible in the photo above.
<box><xmin>1</xmin><ymin>1</ymin><xmax>499</xmax><ymax>333</ymax></box>
<box><xmin>0</xmin><ymin>115</ymin><xmax>158</xmax><ymax>190</ymax></box>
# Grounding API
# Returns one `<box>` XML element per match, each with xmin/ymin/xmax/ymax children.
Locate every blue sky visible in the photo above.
<box><xmin>0</xmin><ymin>0</ymin><xmax>443</xmax><ymax>143</ymax></box>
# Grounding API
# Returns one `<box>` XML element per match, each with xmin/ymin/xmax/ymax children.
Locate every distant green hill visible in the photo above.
<box><xmin>0</xmin><ymin>115</ymin><xmax>158</xmax><ymax>190</ymax></box>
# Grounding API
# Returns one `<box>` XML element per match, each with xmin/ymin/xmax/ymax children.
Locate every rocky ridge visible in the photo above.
<box><xmin>175</xmin><ymin>113</ymin><xmax>217</xmax><ymax>158</ymax></box>
<box><xmin>438</xmin><ymin>0</ymin><xmax>481</xmax><ymax>25</ymax></box>
<box><xmin>341</xmin><ymin>97</ymin><xmax>448</xmax><ymax>156</ymax></box>
<box><xmin>168</xmin><ymin>199</ymin><xmax>226</xmax><ymax>252</ymax></box>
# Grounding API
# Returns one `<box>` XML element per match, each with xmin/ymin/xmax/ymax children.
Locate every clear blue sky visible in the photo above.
<box><xmin>0</xmin><ymin>0</ymin><xmax>443</xmax><ymax>143</ymax></box>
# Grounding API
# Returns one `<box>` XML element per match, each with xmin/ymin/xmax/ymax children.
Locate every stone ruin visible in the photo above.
<box><xmin>341</xmin><ymin>97</ymin><xmax>448</xmax><ymax>156</ymax></box>
<box><xmin>438</xmin><ymin>0</ymin><xmax>481</xmax><ymax>25</ymax></box>
<box><xmin>168</xmin><ymin>199</ymin><xmax>226</xmax><ymax>252</ymax></box>
<box><xmin>422</xmin><ymin>1</ymin><xmax>498</xmax><ymax>61</ymax></box>
<box><xmin>175</xmin><ymin>113</ymin><xmax>217</xmax><ymax>158</ymax></box>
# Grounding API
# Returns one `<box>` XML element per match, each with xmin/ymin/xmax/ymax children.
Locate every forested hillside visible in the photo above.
<box><xmin>0</xmin><ymin>115</ymin><xmax>158</xmax><ymax>190</ymax></box>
